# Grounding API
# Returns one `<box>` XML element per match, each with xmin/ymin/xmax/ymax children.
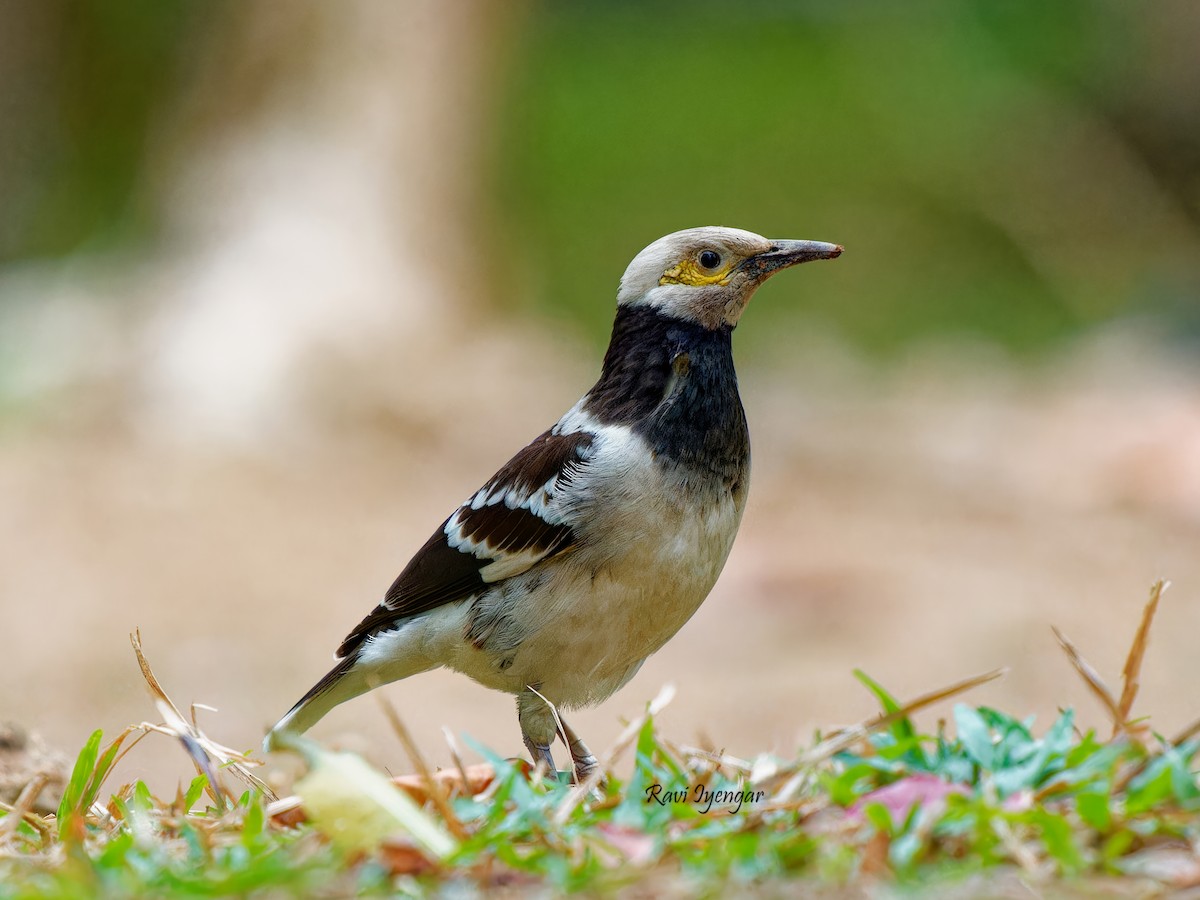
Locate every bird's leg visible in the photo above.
<box><xmin>522</xmin><ymin>732</ymin><xmax>557</xmax><ymax>775</ymax></box>
<box><xmin>517</xmin><ymin>688</ymin><xmax>559</xmax><ymax>778</ymax></box>
<box><xmin>557</xmin><ymin>716</ymin><xmax>602</xmax><ymax>785</ymax></box>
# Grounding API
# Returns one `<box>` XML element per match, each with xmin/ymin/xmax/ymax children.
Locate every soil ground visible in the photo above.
<box><xmin>2</xmin><ymin>329</ymin><xmax>1198</xmax><ymax>793</ymax></box>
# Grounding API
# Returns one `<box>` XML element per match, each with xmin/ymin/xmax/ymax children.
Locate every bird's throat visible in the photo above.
<box><xmin>584</xmin><ymin>306</ymin><xmax>750</xmax><ymax>483</ymax></box>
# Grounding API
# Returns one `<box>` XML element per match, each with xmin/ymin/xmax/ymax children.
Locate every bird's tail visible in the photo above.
<box><xmin>263</xmin><ymin>625</ymin><xmax>437</xmax><ymax>752</ymax></box>
<box><xmin>264</xmin><ymin>655</ymin><xmax>365</xmax><ymax>751</ymax></box>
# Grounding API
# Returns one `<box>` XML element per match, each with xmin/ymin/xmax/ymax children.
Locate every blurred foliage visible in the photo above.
<box><xmin>0</xmin><ymin>1</ymin><xmax>208</xmax><ymax>262</ymax></box>
<box><xmin>1</xmin><ymin>0</ymin><xmax>1197</xmax><ymax>353</ymax></box>
<box><xmin>491</xmin><ymin>0</ymin><xmax>1200</xmax><ymax>352</ymax></box>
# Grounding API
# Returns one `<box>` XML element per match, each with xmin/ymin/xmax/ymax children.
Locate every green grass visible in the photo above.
<box><xmin>2</xmin><ymin>583</ymin><xmax>1198</xmax><ymax>897</ymax></box>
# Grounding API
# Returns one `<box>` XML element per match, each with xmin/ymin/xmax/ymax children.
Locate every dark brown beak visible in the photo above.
<box><xmin>740</xmin><ymin>240</ymin><xmax>843</xmax><ymax>282</ymax></box>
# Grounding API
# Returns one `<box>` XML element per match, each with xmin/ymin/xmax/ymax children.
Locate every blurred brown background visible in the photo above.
<box><xmin>1</xmin><ymin>1</ymin><xmax>1199</xmax><ymax>791</ymax></box>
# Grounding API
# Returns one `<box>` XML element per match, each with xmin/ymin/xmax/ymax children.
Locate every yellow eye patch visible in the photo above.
<box><xmin>659</xmin><ymin>258</ymin><xmax>734</xmax><ymax>287</ymax></box>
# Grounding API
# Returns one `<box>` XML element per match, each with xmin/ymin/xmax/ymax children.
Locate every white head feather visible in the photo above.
<box><xmin>616</xmin><ymin>226</ymin><xmax>839</xmax><ymax>329</ymax></box>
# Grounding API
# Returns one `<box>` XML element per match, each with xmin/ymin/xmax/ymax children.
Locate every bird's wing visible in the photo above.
<box><xmin>336</xmin><ymin>429</ymin><xmax>594</xmax><ymax>657</ymax></box>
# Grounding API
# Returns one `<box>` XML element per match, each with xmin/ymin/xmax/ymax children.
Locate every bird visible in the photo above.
<box><xmin>265</xmin><ymin>226</ymin><xmax>842</xmax><ymax>781</ymax></box>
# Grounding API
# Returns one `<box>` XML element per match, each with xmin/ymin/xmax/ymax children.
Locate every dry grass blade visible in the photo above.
<box><xmin>552</xmin><ymin>768</ymin><xmax>605</xmax><ymax>827</ymax></box>
<box><xmin>1054</xmin><ymin>581</ymin><xmax>1167</xmax><ymax>744</ymax></box>
<box><xmin>604</xmin><ymin>683</ymin><xmax>676</xmax><ymax>769</ymax></box>
<box><xmin>1115</xmin><ymin>580</ymin><xmax>1167</xmax><ymax>738</ymax></box>
<box><xmin>1169</xmin><ymin>716</ymin><xmax>1200</xmax><ymax>748</ymax></box>
<box><xmin>265</xmin><ymin>795</ymin><xmax>303</xmax><ymax>819</ymax></box>
<box><xmin>760</xmin><ymin>668</ymin><xmax>1006</xmax><ymax>803</ymax></box>
<box><xmin>804</xmin><ymin>668</ymin><xmax>1007</xmax><ymax>766</ymax></box>
<box><xmin>992</xmin><ymin>814</ymin><xmax>1044</xmax><ymax>877</ymax></box>
<box><xmin>376</xmin><ymin>693</ymin><xmax>467</xmax><ymax>839</ymax></box>
<box><xmin>0</xmin><ymin>774</ymin><xmax>50</xmax><ymax>844</ymax></box>
<box><xmin>769</xmin><ymin>771</ymin><xmax>812</xmax><ymax>807</ymax></box>
<box><xmin>441</xmin><ymin>726</ymin><xmax>471</xmax><ymax>790</ymax></box>
<box><xmin>1052</xmin><ymin>627</ymin><xmax>1121</xmax><ymax>727</ymax></box>
<box><xmin>674</xmin><ymin>746</ymin><xmax>753</xmax><ymax>775</ymax></box>
<box><xmin>129</xmin><ymin>630</ymin><xmax>276</xmax><ymax>803</ymax></box>
<box><xmin>131</xmin><ymin>630</ymin><xmax>225</xmax><ymax>807</ymax></box>
<box><xmin>553</xmin><ymin>684</ymin><xmax>676</xmax><ymax>825</ymax></box>
<box><xmin>524</xmin><ymin>684</ymin><xmax>567</xmax><ymax>772</ymax></box>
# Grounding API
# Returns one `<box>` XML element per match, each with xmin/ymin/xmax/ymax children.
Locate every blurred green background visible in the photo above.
<box><xmin>497</xmin><ymin>1</ymin><xmax>1200</xmax><ymax>352</ymax></box>
<box><xmin>3</xmin><ymin>0</ymin><xmax>1197</xmax><ymax>362</ymax></box>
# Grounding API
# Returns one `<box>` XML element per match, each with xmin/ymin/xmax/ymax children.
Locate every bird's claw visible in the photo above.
<box><xmin>571</xmin><ymin>753</ymin><xmax>603</xmax><ymax>787</ymax></box>
<box><xmin>557</xmin><ymin>718</ymin><xmax>604</xmax><ymax>787</ymax></box>
<box><xmin>523</xmin><ymin>735</ymin><xmax>558</xmax><ymax>778</ymax></box>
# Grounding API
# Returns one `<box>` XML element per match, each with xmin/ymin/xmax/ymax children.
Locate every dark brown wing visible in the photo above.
<box><xmin>336</xmin><ymin>429</ymin><xmax>594</xmax><ymax>658</ymax></box>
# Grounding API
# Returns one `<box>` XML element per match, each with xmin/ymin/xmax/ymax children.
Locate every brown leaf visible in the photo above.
<box><xmin>392</xmin><ymin>763</ymin><xmax>499</xmax><ymax>802</ymax></box>
<box><xmin>378</xmin><ymin>837</ymin><xmax>437</xmax><ymax>877</ymax></box>
<box><xmin>267</xmin><ymin>795</ymin><xmax>307</xmax><ymax>828</ymax></box>
<box><xmin>376</xmin><ymin>693</ymin><xmax>468</xmax><ymax>839</ymax></box>
<box><xmin>859</xmin><ymin>828</ymin><xmax>891</xmax><ymax>877</ymax></box>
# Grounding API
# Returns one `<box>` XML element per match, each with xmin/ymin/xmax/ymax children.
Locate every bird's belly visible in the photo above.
<box><xmin>483</xmin><ymin>480</ymin><xmax>745</xmax><ymax>707</ymax></box>
<box><xmin>528</xmin><ymin>558</ymin><xmax>720</xmax><ymax>707</ymax></box>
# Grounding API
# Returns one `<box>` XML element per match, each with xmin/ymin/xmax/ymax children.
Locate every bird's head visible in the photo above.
<box><xmin>616</xmin><ymin>226</ymin><xmax>842</xmax><ymax>329</ymax></box>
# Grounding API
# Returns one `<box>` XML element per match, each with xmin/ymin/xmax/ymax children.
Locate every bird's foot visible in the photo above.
<box><xmin>522</xmin><ymin>734</ymin><xmax>558</xmax><ymax>779</ymax></box>
<box><xmin>571</xmin><ymin>753</ymin><xmax>603</xmax><ymax>786</ymax></box>
<box><xmin>558</xmin><ymin>718</ymin><xmax>605</xmax><ymax>788</ymax></box>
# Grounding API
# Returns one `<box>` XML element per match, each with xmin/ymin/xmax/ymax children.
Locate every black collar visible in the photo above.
<box><xmin>585</xmin><ymin>305</ymin><xmax>749</xmax><ymax>480</ymax></box>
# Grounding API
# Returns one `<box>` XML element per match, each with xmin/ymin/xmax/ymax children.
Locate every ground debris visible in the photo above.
<box><xmin>0</xmin><ymin>723</ymin><xmax>69</xmax><ymax>816</ymax></box>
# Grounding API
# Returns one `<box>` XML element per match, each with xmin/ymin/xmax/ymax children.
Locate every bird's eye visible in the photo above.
<box><xmin>698</xmin><ymin>250</ymin><xmax>721</xmax><ymax>270</ymax></box>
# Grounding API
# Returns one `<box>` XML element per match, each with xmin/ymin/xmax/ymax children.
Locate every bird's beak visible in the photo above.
<box><xmin>739</xmin><ymin>240</ymin><xmax>843</xmax><ymax>282</ymax></box>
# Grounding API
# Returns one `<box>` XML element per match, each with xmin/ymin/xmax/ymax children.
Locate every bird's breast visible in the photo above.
<box><xmin>445</xmin><ymin>415</ymin><xmax>750</xmax><ymax>708</ymax></box>
<box><xmin>512</xmin><ymin>427</ymin><xmax>748</xmax><ymax>705</ymax></box>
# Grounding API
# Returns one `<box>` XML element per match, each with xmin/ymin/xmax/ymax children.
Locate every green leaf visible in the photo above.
<box><xmin>183</xmin><ymin>775</ymin><xmax>208</xmax><ymax>813</ymax></box>
<box><xmin>1052</xmin><ymin>732</ymin><xmax>1125</xmax><ymax>790</ymax></box>
<box><xmin>179</xmin><ymin>820</ymin><xmax>206</xmax><ymax>863</ymax></box>
<box><xmin>979</xmin><ymin>707</ymin><xmax>1033</xmax><ymax>753</ymax></box>
<box><xmin>854</xmin><ymin>669</ymin><xmax>915</xmax><ymax>742</ymax></box>
<box><xmin>992</xmin><ymin>708</ymin><xmax>1074</xmax><ymax>796</ymax></box>
<box><xmin>241</xmin><ymin>800</ymin><xmax>265</xmax><ymax>847</ymax></box>
<box><xmin>954</xmin><ymin>705</ymin><xmax>995</xmax><ymax>770</ymax></box>
<box><xmin>889</xmin><ymin>828</ymin><xmax>924</xmax><ymax>870</ymax></box>
<box><xmin>132</xmin><ymin>780</ymin><xmax>155</xmax><ymax>813</ymax></box>
<box><xmin>1103</xmin><ymin>828</ymin><xmax>1136</xmax><ymax>862</ymax></box>
<box><xmin>862</xmin><ymin>802</ymin><xmax>893</xmax><ymax>834</ymax></box>
<box><xmin>1163</xmin><ymin>739</ymin><xmax>1200</xmax><ymax>805</ymax></box>
<box><xmin>94</xmin><ymin>828</ymin><xmax>135</xmax><ymax>869</ymax></box>
<box><xmin>57</xmin><ymin>728</ymin><xmax>103</xmax><ymax>834</ymax></box>
<box><xmin>1075</xmin><ymin>789</ymin><xmax>1111</xmax><ymax>831</ymax></box>
<box><xmin>81</xmin><ymin>733</ymin><xmax>126</xmax><ymax>812</ymax></box>
<box><xmin>1126</xmin><ymin>759</ymin><xmax>1177</xmax><ymax>813</ymax></box>
<box><xmin>1031</xmin><ymin>809</ymin><xmax>1084</xmax><ymax>874</ymax></box>
<box><xmin>823</xmin><ymin>763</ymin><xmax>881</xmax><ymax>806</ymax></box>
